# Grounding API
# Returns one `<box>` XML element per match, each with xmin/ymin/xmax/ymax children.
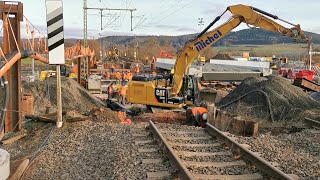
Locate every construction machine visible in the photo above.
<box><xmin>40</xmin><ymin>64</ymin><xmax>77</xmax><ymax>81</ymax></box>
<box><xmin>158</xmin><ymin>50</ymin><xmax>174</xmax><ymax>59</ymax></box>
<box><xmin>127</xmin><ymin>4</ymin><xmax>307</xmax><ymax>109</ymax></box>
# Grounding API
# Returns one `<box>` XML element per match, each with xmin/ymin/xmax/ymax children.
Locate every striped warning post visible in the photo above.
<box><xmin>46</xmin><ymin>0</ymin><xmax>65</xmax><ymax>64</ymax></box>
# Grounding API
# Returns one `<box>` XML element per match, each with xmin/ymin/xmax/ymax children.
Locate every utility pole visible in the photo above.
<box><xmin>83</xmin><ymin>0</ymin><xmax>88</xmax><ymax>86</ymax></box>
<box><xmin>99</xmin><ymin>33</ymin><xmax>102</xmax><ymax>60</ymax></box>
<box><xmin>198</xmin><ymin>17</ymin><xmax>204</xmax><ymax>32</ymax></box>
<box><xmin>83</xmin><ymin>0</ymin><xmax>136</xmax><ymax>79</ymax></box>
<box><xmin>308</xmin><ymin>38</ymin><xmax>313</xmax><ymax>70</ymax></box>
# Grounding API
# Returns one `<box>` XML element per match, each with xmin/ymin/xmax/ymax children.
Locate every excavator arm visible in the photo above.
<box><xmin>172</xmin><ymin>4</ymin><xmax>307</xmax><ymax>96</ymax></box>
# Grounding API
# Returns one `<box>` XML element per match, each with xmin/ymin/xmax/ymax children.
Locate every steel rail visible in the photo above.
<box><xmin>304</xmin><ymin>118</ymin><xmax>320</xmax><ymax>128</ymax></box>
<box><xmin>148</xmin><ymin>120</ymin><xmax>195</xmax><ymax>180</ymax></box>
<box><xmin>205</xmin><ymin>123</ymin><xmax>294</xmax><ymax>180</ymax></box>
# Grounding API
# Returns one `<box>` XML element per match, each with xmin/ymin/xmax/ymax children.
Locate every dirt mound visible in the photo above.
<box><xmin>218</xmin><ymin>76</ymin><xmax>320</xmax><ymax>122</ymax></box>
<box><xmin>23</xmin><ymin>78</ymin><xmax>106</xmax><ymax>115</ymax></box>
<box><xmin>211</xmin><ymin>53</ymin><xmax>234</xmax><ymax>60</ymax></box>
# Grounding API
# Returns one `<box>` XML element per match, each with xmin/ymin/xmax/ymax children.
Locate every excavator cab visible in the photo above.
<box><xmin>183</xmin><ymin>75</ymin><xmax>200</xmax><ymax>106</ymax></box>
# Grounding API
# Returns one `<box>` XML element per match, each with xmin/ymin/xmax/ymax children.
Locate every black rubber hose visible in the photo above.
<box><xmin>0</xmin><ymin>76</ymin><xmax>9</xmax><ymax>131</ymax></box>
<box><xmin>0</xmin><ymin>50</ymin><xmax>32</xmax><ymax>131</ymax></box>
<box><xmin>0</xmin><ymin>50</ymin><xmax>34</xmax><ymax>69</ymax></box>
<box><xmin>218</xmin><ymin>90</ymin><xmax>274</xmax><ymax>122</ymax></box>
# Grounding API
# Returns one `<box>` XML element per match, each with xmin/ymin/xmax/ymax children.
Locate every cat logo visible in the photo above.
<box><xmin>156</xmin><ymin>89</ymin><xmax>166</xmax><ymax>97</ymax></box>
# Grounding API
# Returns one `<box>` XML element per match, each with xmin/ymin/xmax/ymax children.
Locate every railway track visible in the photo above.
<box><xmin>146</xmin><ymin>121</ymin><xmax>298</xmax><ymax>180</ymax></box>
<box><xmin>304</xmin><ymin>117</ymin><xmax>320</xmax><ymax>128</ymax></box>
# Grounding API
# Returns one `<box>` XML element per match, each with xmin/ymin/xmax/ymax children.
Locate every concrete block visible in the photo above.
<box><xmin>0</xmin><ymin>149</ymin><xmax>10</xmax><ymax>180</ymax></box>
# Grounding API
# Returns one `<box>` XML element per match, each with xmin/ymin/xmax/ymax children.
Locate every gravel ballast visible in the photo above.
<box><xmin>22</xmin><ymin>121</ymin><xmax>148</xmax><ymax>179</ymax></box>
<box><xmin>235</xmin><ymin>129</ymin><xmax>320</xmax><ymax>179</ymax></box>
<box><xmin>155</xmin><ymin>123</ymin><xmax>264</xmax><ymax>177</ymax></box>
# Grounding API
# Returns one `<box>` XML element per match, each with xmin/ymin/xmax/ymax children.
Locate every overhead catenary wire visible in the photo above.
<box><xmin>23</xmin><ymin>15</ymin><xmax>47</xmax><ymax>38</ymax></box>
<box><xmin>144</xmin><ymin>0</ymin><xmax>188</xmax><ymax>26</ymax></box>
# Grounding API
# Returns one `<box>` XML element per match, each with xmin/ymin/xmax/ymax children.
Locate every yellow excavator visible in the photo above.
<box><xmin>127</xmin><ymin>4</ymin><xmax>307</xmax><ymax>109</ymax></box>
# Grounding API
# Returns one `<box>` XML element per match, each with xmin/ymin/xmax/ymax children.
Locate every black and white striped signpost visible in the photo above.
<box><xmin>46</xmin><ymin>0</ymin><xmax>65</xmax><ymax>128</ymax></box>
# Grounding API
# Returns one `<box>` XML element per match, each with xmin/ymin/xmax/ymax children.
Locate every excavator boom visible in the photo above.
<box><xmin>172</xmin><ymin>4</ymin><xmax>307</xmax><ymax>96</ymax></box>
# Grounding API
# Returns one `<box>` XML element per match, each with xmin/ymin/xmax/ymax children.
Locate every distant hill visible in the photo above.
<box><xmin>1</xmin><ymin>28</ymin><xmax>319</xmax><ymax>50</ymax></box>
<box><xmin>102</xmin><ymin>28</ymin><xmax>320</xmax><ymax>51</ymax></box>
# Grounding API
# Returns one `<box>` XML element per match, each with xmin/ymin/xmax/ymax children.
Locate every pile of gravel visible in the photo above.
<box><xmin>218</xmin><ymin>76</ymin><xmax>320</xmax><ymax>122</ymax></box>
<box><xmin>23</xmin><ymin>78</ymin><xmax>105</xmax><ymax>115</ymax></box>
<box><xmin>22</xmin><ymin>121</ymin><xmax>146</xmax><ymax>179</ymax></box>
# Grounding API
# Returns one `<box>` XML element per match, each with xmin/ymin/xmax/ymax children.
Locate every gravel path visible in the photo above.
<box><xmin>22</xmin><ymin>121</ymin><xmax>149</xmax><ymax>179</ymax></box>
<box><xmin>235</xmin><ymin>129</ymin><xmax>320</xmax><ymax>179</ymax></box>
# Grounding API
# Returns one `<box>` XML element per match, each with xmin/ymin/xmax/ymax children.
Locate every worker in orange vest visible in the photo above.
<box><xmin>110</xmin><ymin>64</ymin><xmax>115</xmax><ymax>73</ymax></box>
<box><xmin>151</xmin><ymin>57</ymin><xmax>156</xmax><ymax>70</ymax></box>
<box><xmin>134</xmin><ymin>64</ymin><xmax>140</xmax><ymax>74</ymax></box>
<box><xmin>127</xmin><ymin>70</ymin><xmax>133</xmax><ymax>81</ymax></box>
<box><xmin>106</xmin><ymin>72</ymin><xmax>111</xmax><ymax>79</ymax></box>
<box><xmin>186</xmin><ymin>103</ymin><xmax>208</xmax><ymax>127</ymax></box>
<box><xmin>118</xmin><ymin>83</ymin><xmax>127</xmax><ymax>106</ymax></box>
<box><xmin>151</xmin><ymin>71</ymin><xmax>157</xmax><ymax>76</ymax></box>
<box><xmin>115</xmin><ymin>70</ymin><xmax>122</xmax><ymax>80</ymax></box>
<box><xmin>122</xmin><ymin>72</ymin><xmax>128</xmax><ymax>81</ymax></box>
<box><xmin>107</xmin><ymin>82</ymin><xmax>115</xmax><ymax>100</ymax></box>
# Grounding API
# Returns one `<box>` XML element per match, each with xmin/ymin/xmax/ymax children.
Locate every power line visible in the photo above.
<box><xmin>144</xmin><ymin>0</ymin><xmax>193</xmax><ymax>28</ymax></box>
<box><xmin>23</xmin><ymin>15</ymin><xmax>47</xmax><ymax>38</ymax></box>
<box><xmin>143</xmin><ymin>0</ymin><xmax>188</xmax><ymax>27</ymax></box>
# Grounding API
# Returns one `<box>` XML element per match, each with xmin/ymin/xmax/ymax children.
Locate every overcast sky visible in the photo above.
<box><xmin>7</xmin><ymin>0</ymin><xmax>320</xmax><ymax>39</ymax></box>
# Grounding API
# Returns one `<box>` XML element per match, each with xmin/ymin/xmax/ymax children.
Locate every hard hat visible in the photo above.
<box><xmin>121</xmin><ymin>118</ymin><xmax>132</xmax><ymax>124</ymax></box>
<box><xmin>199</xmin><ymin>102</ymin><xmax>207</xmax><ymax>109</ymax></box>
<box><xmin>202</xmin><ymin>113</ymin><xmax>208</xmax><ymax>120</ymax></box>
<box><xmin>136</xmin><ymin>64</ymin><xmax>138</xmax><ymax>66</ymax></box>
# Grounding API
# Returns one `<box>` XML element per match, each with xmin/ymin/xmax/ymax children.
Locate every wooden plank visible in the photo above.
<box><xmin>184</xmin><ymin>160</ymin><xmax>246</xmax><ymax>168</ymax></box>
<box><xmin>293</xmin><ymin>78</ymin><xmax>320</xmax><ymax>92</ymax></box>
<box><xmin>9</xmin><ymin>159</ymin><xmax>29</xmax><ymax>180</ymax></box>
<box><xmin>231</xmin><ymin>117</ymin><xmax>245</xmax><ymax>136</ymax></box>
<box><xmin>142</xmin><ymin>158</ymin><xmax>163</xmax><ymax>164</ymax></box>
<box><xmin>245</xmin><ymin>121</ymin><xmax>259</xmax><ymax>137</ymax></box>
<box><xmin>170</xmin><ymin>142</ymin><xmax>221</xmax><ymax>148</ymax></box>
<box><xmin>147</xmin><ymin>171</ymin><xmax>171</xmax><ymax>179</ymax></box>
<box><xmin>1</xmin><ymin>131</ymin><xmax>27</xmax><ymax>145</ymax></box>
<box><xmin>135</xmin><ymin>140</ymin><xmax>154</xmax><ymax>145</ymax></box>
<box><xmin>138</xmin><ymin>148</ymin><xmax>158</xmax><ymax>153</ymax></box>
<box><xmin>24</xmin><ymin>115</ymin><xmax>55</xmax><ymax>123</ymax></box>
<box><xmin>194</xmin><ymin>173</ymin><xmax>263</xmax><ymax>180</ymax></box>
<box><xmin>164</xmin><ymin>135</ymin><xmax>211</xmax><ymax>141</ymax></box>
<box><xmin>130</xmin><ymin>128</ymin><xmax>146</xmax><ymax>132</ymax></box>
<box><xmin>65</xmin><ymin>117</ymin><xmax>88</xmax><ymax>123</ymax></box>
<box><xmin>132</xmin><ymin>133</ymin><xmax>150</xmax><ymax>137</ymax></box>
<box><xmin>160</xmin><ymin>130</ymin><xmax>206</xmax><ymax>135</ymax></box>
<box><xmin>177</xmin><ymin>151</ymin><xmax>233</xmax><ymax>157</ymax></box>
<box><xmin>301</xmin><ymin>79</ymin><xmax>320</xmax><ymax>92</ymax></box>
